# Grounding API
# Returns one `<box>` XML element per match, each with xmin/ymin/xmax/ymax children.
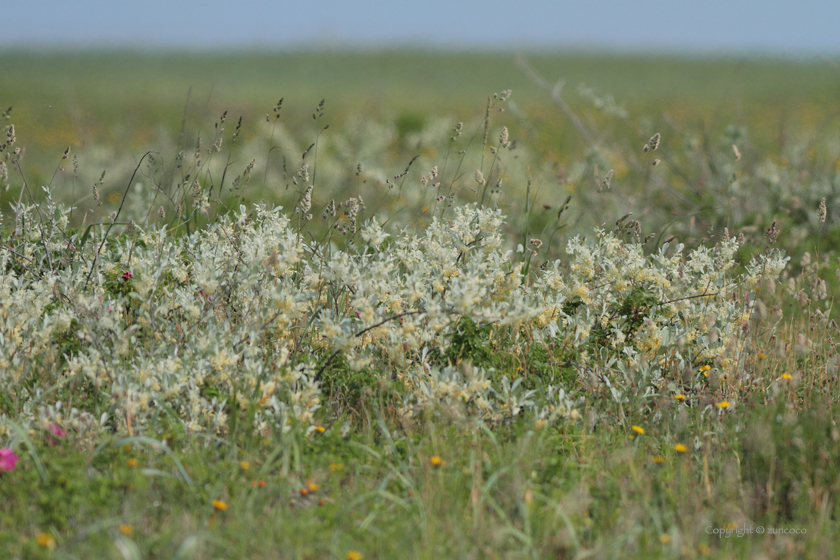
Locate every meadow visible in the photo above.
<box><xmin>0</xmin><ymin>50</ymin><xmax>839</xmax><ymax>559</ymax></box>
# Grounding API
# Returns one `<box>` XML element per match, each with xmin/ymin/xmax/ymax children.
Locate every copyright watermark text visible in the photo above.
<box><xmin>706</xmin><ymin>525</ymin><xmax>806</xmax><ymax>538</ymax></box>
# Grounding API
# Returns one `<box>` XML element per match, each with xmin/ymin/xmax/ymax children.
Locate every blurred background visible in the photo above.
<box><xmin>2</xmin><ymin>0</ymin><xmax>839</xmax><ymax>262</ymax></box>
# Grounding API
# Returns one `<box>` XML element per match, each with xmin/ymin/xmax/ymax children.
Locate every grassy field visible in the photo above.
<box><xmin>1</xmin><ymin>50</ymin><xmax>840</xmax><ymax>559</ymax></box>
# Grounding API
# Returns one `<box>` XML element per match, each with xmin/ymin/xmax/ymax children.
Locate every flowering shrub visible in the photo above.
<box><xmin>0</xmin><ymin>195</ymin><xmax>787</xmax><ymax>440</ymax></box>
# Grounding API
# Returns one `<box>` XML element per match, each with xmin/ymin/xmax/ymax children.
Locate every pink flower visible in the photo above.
<box><xmin>47</xmin><ymin>423</ymin><xmax>67</xmax><ymax>446</ymax></box>
<box><xmin>122</xmin><ymin>271</ymin><xmax>133</xmax><ymax>281</ymax></box>
<box><xmin>49</xmin><ymin>424</ymin><xmax>67</xmax><ymax>438</ymax></box>
<box><xmin>0</xmin><ymin>448</ymin><xmax>18</xmax><ymax>472</ymax></box>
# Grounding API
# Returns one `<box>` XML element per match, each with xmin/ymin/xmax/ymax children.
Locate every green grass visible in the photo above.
<box><xmin>2</xmin><ymin>49</ymin><xmax>838</xmax><ymax>152</ymax></box>
<box><xmin>4</xmin><ymin>388</ymin><xmax>839</xmax><ymax>558</ymax></box>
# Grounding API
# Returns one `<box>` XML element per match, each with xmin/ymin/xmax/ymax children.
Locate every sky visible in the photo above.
<box><xmin>4</xmin><ymin>0</ymin><xmax>840</xmax><ymax>55</ymax></box>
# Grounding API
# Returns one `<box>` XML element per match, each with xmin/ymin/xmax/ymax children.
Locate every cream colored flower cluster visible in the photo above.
<box><xmin>534</xmin><ymin>229</ymin><xmax>788</xmax><ymax>375</ymax></box>
<box><xmin>0</xmin><ymin>199</ymin><xmax>786</xmax><ymax>440</ymax></box>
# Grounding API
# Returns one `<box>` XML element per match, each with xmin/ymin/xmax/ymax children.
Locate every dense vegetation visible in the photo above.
<box><xmin>1</xmin><ymin>50</ymin><xmax>839</xmax><ymax>559</ymax></box>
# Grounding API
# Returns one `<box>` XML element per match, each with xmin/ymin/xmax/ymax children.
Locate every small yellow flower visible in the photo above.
<box><xmin>674</xmin><ymin>443</ymin><xmax>688</xmax><ymax>453</ymax></box>
<box><xmin>212</xmin><ymin>499</ymin><xmax>228</xmax><ymax>511</ymax></box>
<box><xmin>346</xmin><ymin>551</ymin><xmax>363</xmax><ymax>560</ymax></box>
<box><xmin>758</xmin><ymin>352</ymin><xmax>767</xmax><ymax>359</ymax></box>
<box><xmin>675</xmin><ymin>394</ymin><xmax>686</xmax><ymax>401</ymax></box>
<box><xmin>699</xmin><ymin>364</ymin><xmax>711</xmax><ymax>377</ymax></box>
<box><xmin>35</xmin><ymin>532</ymin><xmax>56</xmax><ymax>549</ymax></box>
<box><xmin>659</xmin><ymin>534</ymin><xmax>671</xmax><ymax>544</ymax></box>
<box><xmin>717</xmin><ymin>401</ymin><xmax>730</xmax><ymax>409</ymax></box>
<box><xmin>240</xmin><ymin>461</ymin><xmax>250</xmax><ymax>471</ymax></box>
<box><xmin>308</xmin><ymin>481</ymin><xmax>320</xmax><ymax>492</ymax></box>
<box><xmin>119</xmin><ymin>524</ymin><xmax>133</xmax><ymax>536</ymax></box>
<box><xmin>329</xmin><ymin>463</ymin><xmax>344</xmax><ymax>472</ymax></box>
<box><xmin>652</xmin><ymin>455</ymin><xmax>666</xmax><ymax>464</ymax></box>
<box><xmin>631</xmin><ymin>425</ymin><xmax>645</xmax><ymax>435</ymax></box>
<box><xmin>430</xmin><ymin>456</ymin><xmax>443</xmax><ymax>467</ymax></box>
<box><xmin>781</xmin><ymin>373</ymin><xmax>793</xmax><ymax>380</ymax></box>
<box><xmin>127</xmin><ymin>458</ymin><xmax>138</xmax><ymax>468</ymax></box>
<box><xmin>314</xmin><ymin>426</ymin><xmax>326</xmax><ymax>433</ymax></box>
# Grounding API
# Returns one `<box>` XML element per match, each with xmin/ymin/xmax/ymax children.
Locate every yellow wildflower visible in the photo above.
<box><xmin>212</xmin><ymin>499</ymin><xmax>228</xmax><ymax>511</ymax></box>
<box><xmin>631</xmin><ymin>425</ymin><xmax>645</xmax><ymax>435</ymax></box>
<box><xmin>240</xmin><ymin>461</ymin><xmax>250</xmax><ymax>471</ymax></box>
<box><xmin>718</xmin><ymin>401</ymin><xmax>730</xmax><ymax>409</ymax></box>
<box><xmin>430</xmin><ymin>456</ymin><xmax>443</xmax><ymax>467</ymax></box>
<box><xmin>329</xmin><ymin>463</ymin><xmax>344</xmax><ymax>472</ymax></box>
<box><xmin>675</xmin><ymin>394</ymin><xmax>686</xmax><ymax>401</ymax></box>
<box><xmin>674</xmin><ymin>443</ymin><xmax>688</xmax><ymax>453</ymax></box>
<box><xmin>347</xmin><ymin>551</ymin><xmax>363</xmax><ymax>560</ymax></box>
<box><xmin>35</xmin><ymin>533</ymin><xmax>56</xmax><ymax>549</ymax></box>
<box><xmin>119</xmin><ymin>524</ymin><xmax>133</xmax><ymax>536</ymax></box>
<box><xmin>781</xmin><ymin>373</ymin><xmax>792</xmax><ymax>380</ymax></box>
<box><xmin>127</xmin><ymin>458</ymin><xmax>138</xmax><ymax>468</ymax></box>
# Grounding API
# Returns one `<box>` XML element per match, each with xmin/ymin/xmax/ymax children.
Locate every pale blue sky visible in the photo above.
<box><xmin>4</xmin><ymin>0</ymin><xmax>840</xmax><ymax>54</ymax></box>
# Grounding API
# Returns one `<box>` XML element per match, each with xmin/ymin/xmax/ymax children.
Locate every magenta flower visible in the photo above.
<box><xmin>0</xmin><ymin>448</ymin><xmax>18</xmax><ymax>472</ymax></box>
<box><xmin>47</xmin><ymin>423</ymin><xmax>67</xmax><ymax>446</ymax></box>
<box><xmin>122</xmin><ymin>271</ymin><xmax>133</xmax><ymax>281</ymax></box>
<box><xmin>49</xmin><ymin>423</ymin><xmax>67</xmax><ymax>438</ymax></box>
